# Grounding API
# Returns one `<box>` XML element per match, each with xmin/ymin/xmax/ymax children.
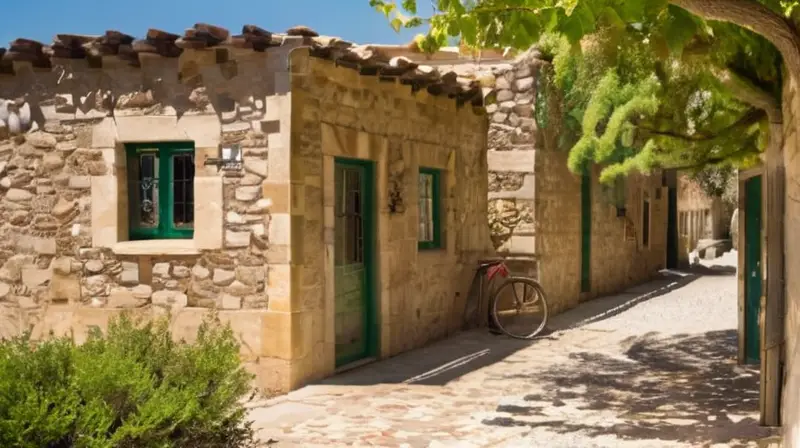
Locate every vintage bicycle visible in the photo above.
<box><xmin>463</xmin><ymin>258</ymin><xmax>549</xmax><ymax>339</ymax></box>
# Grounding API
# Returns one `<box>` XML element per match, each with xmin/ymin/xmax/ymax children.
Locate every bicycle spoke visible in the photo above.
<box><xmin>512</xmin><ymin>282</ymin><xmax>523</xmax><ymax>312</ymax></box>
<box><xmin>491</xmin><ymin>279</ymin><xmax>549</xmax><ymax>340</ymax></box>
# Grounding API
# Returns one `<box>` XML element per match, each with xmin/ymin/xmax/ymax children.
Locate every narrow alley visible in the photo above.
<box><xmin>249</xmin><ymin>252</ymin><xmax>775</xmax><ymax>447</ymax></box>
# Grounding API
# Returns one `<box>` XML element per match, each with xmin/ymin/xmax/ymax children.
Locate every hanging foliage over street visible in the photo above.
<box><xmin>369</xmin><ymin>0</ymin><xmax>786</xmax><ymax>184</ymax></box>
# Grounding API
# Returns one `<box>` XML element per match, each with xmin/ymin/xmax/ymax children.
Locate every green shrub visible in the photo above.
<box><xmin>0</xmin><ymin>313</ymin><xmax>256</xmax><ymax>448</ymax></box>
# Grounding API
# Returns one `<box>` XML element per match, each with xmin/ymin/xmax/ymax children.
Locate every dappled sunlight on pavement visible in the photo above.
<box><xmin>249</xmin><ymin>255</ymin><xmax>776</xmax><ymax>447</ymax></box>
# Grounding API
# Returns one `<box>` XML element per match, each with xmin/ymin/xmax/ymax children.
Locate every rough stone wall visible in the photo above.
<box><xmin>0</xmin><ymin>42</ymin><xmax>304</xmax><ymax>392</ymax></box>
<box><xmin>483</xmin><ymin>57</ymin><xmax>539</xmax><ymax>265</ymax></box>
<box><xmin>287</xmin><ymin>50</ymin><xmax>492</xmax><ymax>386</ymax></box>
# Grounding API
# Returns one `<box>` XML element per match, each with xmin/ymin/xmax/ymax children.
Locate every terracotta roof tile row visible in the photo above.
<box><xmin>0</xmin><ymin>24</ymin><xmax>484</xmax><ymax>107</ymax></box>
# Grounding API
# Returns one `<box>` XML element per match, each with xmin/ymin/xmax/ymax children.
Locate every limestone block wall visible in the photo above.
<box><xmin>532</xmin><ymin>150</ymin><xmax>667</xmax><ymax>311</ymax></box>
<box><xmin>781</xmin><ymin>79</ymin><xmax>800</xmax><ymax>445</ymax></box>
<box><xmin>587</xmin><ymin>169</ymin><xmax>667</xmax><ymax>297</ymax></box>
<box><xmin>289</xmin><ymin>50</ymin><xmax>491</xmax><ymax>382</ymax></box>
<box><xmin>532</xmin><ymin>149</ymin><xmax>581</xmax><ymax>313</ymax></box>
<box><xmin>0</xmin><ymin>41</ymin><xmax>305</xmax><ymax>392</ymax></box>
<box><xmin>677</xmin><ymin>174</ymin><xmax>731</xmax><ymax>259</ymax></box>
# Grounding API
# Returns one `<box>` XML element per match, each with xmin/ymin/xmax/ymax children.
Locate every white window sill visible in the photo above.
<box><xmin>112</xmin><ymin>240</ymin><xmax>200</xmax><ymax>256</ymax></box>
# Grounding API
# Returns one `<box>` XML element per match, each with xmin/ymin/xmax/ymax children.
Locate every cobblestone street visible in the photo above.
<box><xmin>249</xmin><ymin>253</ymin><xmax>776</xmax><ymax>447</ymax></box>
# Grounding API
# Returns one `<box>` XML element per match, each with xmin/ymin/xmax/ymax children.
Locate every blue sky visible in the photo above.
<box><xmin>1</xmin><ymin>0</ymin><xmax>422</xmax><ymax>48</ymax></box>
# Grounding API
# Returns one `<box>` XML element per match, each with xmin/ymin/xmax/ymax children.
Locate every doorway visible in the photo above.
<box><xmin>666</xmin><ymin>187</ymin><xmax>679</xmax><ymax>269</ymax></box>
<box><xmin>743</xmin><ymin>174</ymin><xmax>762</xmax><ymax>365</ymax></box>
<box><xmin>580</xmin><ymin>173</ymin><xmax>591</xmax><ymax>293</ymax></box>
<box><xmin>333</xmin><ymin>159</ymin><xmax>377</xmax><ymax>367</ymax></box>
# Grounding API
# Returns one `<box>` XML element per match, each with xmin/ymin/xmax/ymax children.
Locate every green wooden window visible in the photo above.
<box><xmin>418</xmin><ymin>168</ymin><xmax>442</xmax><ymax>250</ymax></box>
<box><xmin>126</xmin><ymin>142</ymin><xmax>195</xmax><ymax>240</ymax></box>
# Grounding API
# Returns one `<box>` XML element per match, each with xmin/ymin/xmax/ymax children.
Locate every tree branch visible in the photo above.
<box><xmin>715</xmin><ymin>67</ymin><xmax>783</xmax><ymax>122</ymax></box>
<box><xmin>669</xmin><ymin>0</ymin><xmax>800</xmax><ymax>78</ymax></box>
<box><xmin>680</xmin><ymin>37</ymin><xmax>782</xmax><ymax>122</ymax></box>
<box><xmin>663</xmin><ymin>147</ymin><xmax>757</xmax><ymax>171</ymax></box>
<box><xmin>637</xmin><ymin>107</ymin><xmax>766</xmax><ymax>142</ymax></box>
<box><xmin>664</xmin><ymin>146</ymin><xmax>757</xmax><ymax>170</ymax></box>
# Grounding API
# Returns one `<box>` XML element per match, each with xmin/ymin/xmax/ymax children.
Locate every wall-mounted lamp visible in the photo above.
<box><xmin>204</xmin><ymin>143</ymin><xmax>243</xmax><ymax>171</ymax></box>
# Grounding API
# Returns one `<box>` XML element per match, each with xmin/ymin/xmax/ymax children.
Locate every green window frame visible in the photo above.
<box><xmin>418</xmin><ymin>167</ymin><xmax>442</xmax><ymax>250</ymax></box>
<box><xmin>126</xmin><ymin>142</ymin><xmax>195</xmax><ymax>240</ymax></box>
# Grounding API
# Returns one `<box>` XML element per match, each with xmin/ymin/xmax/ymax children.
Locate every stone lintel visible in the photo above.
<box><xmin>487</xmin><ymin>149</ymin><xmax>536</xmax><ymax>173</ymax></box>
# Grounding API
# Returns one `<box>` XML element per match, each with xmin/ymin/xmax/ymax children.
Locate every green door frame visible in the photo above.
<box><xmin>580</xmin><ymin>172</ymin><xmax>591</xmax><ymax>293</ymax></box>
<box><xmin>333</xmin><ymin>158</ymin><xmax>379</xmax><ymax>367</ymax></box>
<box><xmin>666</xmin><ymin>187</ymin><xmax>679</xmax><ymax>269</ymax></box>
<box><xmin>743</xmin><ymin>174</ymin><xmax>763</xmax><ymax>365</ymax></box>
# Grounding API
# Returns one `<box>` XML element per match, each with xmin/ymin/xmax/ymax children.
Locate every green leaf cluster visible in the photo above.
<box><xmin>0</xmin><ymin>313</ymin><xmax>256</xmax><ymax>448</ymax></box>
<box><xmin>542</xmin><ymin>17</ymin><xmax>777</xmax><ymax>183</ymax></box>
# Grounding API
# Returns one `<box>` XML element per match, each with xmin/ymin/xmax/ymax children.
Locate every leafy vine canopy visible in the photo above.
<box><xmin>370</xmin><ymin>0</ymin><xmax>788</xmax><ymax>185</ymax></box>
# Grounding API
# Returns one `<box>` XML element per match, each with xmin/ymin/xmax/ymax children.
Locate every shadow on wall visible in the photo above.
<box><xmin>485</xmin><ymin>330</ymin><xmax>774</xmax><ymax>447</ymax></box>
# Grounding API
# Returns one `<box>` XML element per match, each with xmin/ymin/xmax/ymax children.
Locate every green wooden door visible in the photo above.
<box><xmin>744</xmin><ymin>175</ymin><xmax>763</xmax><ymax>364</ymax></box>
<box><xmin>580</xmin><ymin>173</ymin><xmax>591</xmax><ymax>293</ymax></box>
<box><xmin>334</xmin><ymin>159</ymin><xmax>376</xmax><ymax>367</ymax></box>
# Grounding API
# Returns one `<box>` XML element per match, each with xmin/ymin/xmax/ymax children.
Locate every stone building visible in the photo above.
<box><xmin>0</xmin><ymin>25</ymin><xmax>492</xmax><ymax>393</ymax></box>
<box><xmin>408</xmin><ymin>49</ymin><xmax>672</xmax><ymax>313</ymax></box>
<box><xmin>676</xmin><ymin>173</ymin><xmax>734</xmax><ymax>263</ymax></box>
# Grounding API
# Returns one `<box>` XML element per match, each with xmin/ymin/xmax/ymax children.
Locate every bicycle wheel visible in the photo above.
<box><xmin>490</xmin><ymin>277</ymin><xmax>549</xmax><ymax>339</ymax></box>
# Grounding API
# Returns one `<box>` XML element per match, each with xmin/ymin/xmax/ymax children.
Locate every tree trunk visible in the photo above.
<box><xmin>670</xmin><ymin>0</ymin><xmax>800</xmax><ymax>76</ymax></box>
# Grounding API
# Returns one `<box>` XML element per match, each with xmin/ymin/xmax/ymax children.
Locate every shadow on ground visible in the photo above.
<box><xmin>554</xmin><ymin>274</ymin><xmax>699</xmax><ymax>332</ymax></box>
<box><xmin>320</xmin><ymin>329</ymin><xmax>536</xmax><ymax>386</ymax></box>
<box><xmin>688</xmin><ymin>263</ymin><xmax>737</xmax><ymax>276</ymax></box>
<box><xmin>485</xmin><ymin>329</ymin><xmax>774</xmax><ymax>447</ymax></box>
<box><xmin>321</xmin><ymin>273</ymin><xmax>700</xmax><ymax>387</ymax></box>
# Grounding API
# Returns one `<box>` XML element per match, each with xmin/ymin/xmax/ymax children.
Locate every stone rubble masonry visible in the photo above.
<box><xmin>434</xmin><ymin>49</ymin><xmax>668</xmax><ymax>314</ymax></box>
<box><xmin>0</xmin><ymin>33</ymin><xmax>492</xmax><ymax>395</ymax></box>
<box><xmin>0</xmin><ymin>38</ymin><xmax>293</xmax><ymax>392</ymax></box>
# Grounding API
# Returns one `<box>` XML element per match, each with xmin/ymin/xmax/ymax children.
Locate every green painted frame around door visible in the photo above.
<box><xmin>744</xmin><ymin>174</ymin><xmax>763</xmax><ymax>364</ymax></box>
<box><xmin>333</xmin><ymin>158</ymin><xmax>378</xmax><ymax>367</ymax></box>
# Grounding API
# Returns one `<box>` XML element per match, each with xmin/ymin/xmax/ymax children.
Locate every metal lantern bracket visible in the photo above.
<box><xmin>204</xmin><ymin>144</ymin><xmax>243</xmax><ymax>171</ymax></box>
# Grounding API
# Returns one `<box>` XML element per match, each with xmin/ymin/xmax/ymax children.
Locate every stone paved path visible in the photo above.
<box><xmin>248</xmin><ymin>253</ymin><xmax>777</xmax><ymax>447</ymax></box>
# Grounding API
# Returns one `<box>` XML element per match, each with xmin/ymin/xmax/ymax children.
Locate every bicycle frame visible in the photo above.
<box><xmin>464</xmin><ymin>260</ymin><xmax>511</xmax><ymax>329</ymax></box>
